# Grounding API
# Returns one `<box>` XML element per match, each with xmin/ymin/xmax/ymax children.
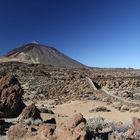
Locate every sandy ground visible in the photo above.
<box><xmin>1</xmin><ymin>100</ymin><xmax>140</xmax><ymax>140</ymax></box>
<box><xmin>39</xmin><ymin>100</ymin><xmax>140</xmax><ymax>124</ymax></box>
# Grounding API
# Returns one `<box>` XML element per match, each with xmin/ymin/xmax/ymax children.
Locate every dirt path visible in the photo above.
<box><xmin>86</xmin><ymin>77</ymin><xmax>140</xmax><ymax>105</ymax></box>
<box><xmin>52</xmin><ymin>100</ymin><xmax>140</xmax><ymax>123</ymax></box>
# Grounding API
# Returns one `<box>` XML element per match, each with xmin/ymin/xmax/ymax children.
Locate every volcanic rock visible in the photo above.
<box><xmin>112</xmin><ymin>102</ymin><xmax>122</xmax><ymax>110</ymax></box>
<box><xmin>44</xmin><ymin>118</ymin><xmax>56</xmax><ymax>124</ymax></box>
<box><xmin>132</xmin><ymin>117</ymin><xmax>140</xmax><ymax>130</ymax></box>
<box><xmin>89</xmin><ymin>106</ymin><xmax>111</xmax><ymax>112</ymax></box>
<box><xmin>4</xmin><ymin>42</ymin><xmax>86</xmax><ymax>68</ymax></box>
<box><xmin>56</xmin><ymin>113</ymin><xmax>87</xmax><ymax>140</ymax></box>
<box><xmin>0</xmin><ymin>74</ymin><xmax>25</xmax><ymax>118</ymax></box>
<box><xmin>8</xmin><ymin>123</ymin><xmax>27</xmax><ymax>140</ymax></box>
<box><xmin>34</xmin><ymin>123</ymin><xmax>56</xmax><ymax>140</ymax></box>
<box><xmin>7</xmin><ymin>113</ymin><xmax>87</xmax><ymax>140</ymax></box>
<box><xmin>120</xmin><ymin>105</ymin><xmax>129</xmax><ymax>112</ymax></box>
<box><xmin>20</xmin><ymin>103</ymin><xmax>42</xmax><ymax>120</ymax></box>
<box><xmin>127</xmin><ymin>128</ymin><xmax>135</xmax><ymax>139</ymax></box>
<box><xmin>129</xmin><ymin>107</ymin><xmax>139</xmax><ymax>112</ymax></box>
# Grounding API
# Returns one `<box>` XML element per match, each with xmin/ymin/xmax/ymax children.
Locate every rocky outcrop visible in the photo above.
<box><xmin>20</xmin><ymin>103</ymin><xmax>42</xmax><ymax>120</ymax></box>
<box><xmin>7</xmin><ymin>113</ymin><xmax>140</xmax><ymax>140</ymax></box>
<box><xmin>8</xmin><ymin>113</ymin><xmax>87</xmax><ymax>140</ymax></box>
<box><xmin>0</xmin><ymin>74</ymin><xmax>25</xmax><ymax>118</ymax></box>
<box><xmin>34</xmin><ymin>123</ymin><xmax>56</xmax><ymax>140</ymax></box>
<box><xmin>132</xmin><ymin>117</ymin><xmax>140</xmax><ymax>130</ymax></box>
<box><xmin>56</xmin><ymin>113</ymin><xmax>87</xmax><ymax>140</ymax></box>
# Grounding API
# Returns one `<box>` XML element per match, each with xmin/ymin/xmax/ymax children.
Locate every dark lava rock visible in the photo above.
<box><xmin>44</xmin><ymin>118</ymin><xmax>56</xmax><ymax>124</ymax></box>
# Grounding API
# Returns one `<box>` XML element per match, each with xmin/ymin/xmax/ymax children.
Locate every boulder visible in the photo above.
<box><xmin>127</xmin><ymin>128</ymin><xmax>135</xmax><ymax>139</ymax></box>
<box><xmin>120</xmin><ymin>90</ymin><xmax>133</xmax><ymax>98</ymax></box>
<box><xmin>61</xmin><ymin>113</ymin><xmax>86</xmax><ymax>128</ymax></box>
<box><xmin>34</xmin><ymin>123</ymin><xmax>56</xmax><ymax>140</ymax></box>
<box><xmin>132</xmin><ymin>117</ymin><xmax>140</xmax><ymax>130</ymax></box>
<box><xmin>7</xmin><ymin>113</ymin><xmax>87</xmax><ymax>140</ymax></box>
<box><xmin>120</xmin><ymin>105</ymin><xmax>129</xmax><ymax>112</ymax></box>
<box><xmin>56</xmin><ymin>113</ymin><xmax>87</xmax><ymax>140</ymax></box>
<box><xmin>39</xmin><ymin>107</ymin><xmax>54</xmax><ymax>114</ymax></box>
<box><xmin>44</xmin><ymin>118</ymin><xmax>56</xmax><ymax>124</ymax></box>
<box><xmin>112</xmin><ymin>102</ymin><xmax>122</xmax><ymax>110</ymax></box>
<box><xmin>0</xmin><ymin>74</ymin><xmax>25</xmax><ymax>118</ymax></box>
<box><xmin>20</xmin><ymin>103</ymin><xmax>42</xmax><ymax>120</ymax></box>
<box><xmin>8</xmin><ymin>123</ymin><xmax>27</xmax><ymax>140</ymax></box>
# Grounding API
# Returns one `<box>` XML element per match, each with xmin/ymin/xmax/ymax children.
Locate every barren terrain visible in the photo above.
<box><xmin>0</xmin><ymin>62</ymin><xmax>140</xmax><ymax>139</ymax></box>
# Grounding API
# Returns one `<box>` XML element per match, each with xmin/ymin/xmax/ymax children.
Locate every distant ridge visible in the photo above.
<box><xmin>2</xmin><ymin>42</ymin><xmax>86</xmax><ymax>68</ymax></box>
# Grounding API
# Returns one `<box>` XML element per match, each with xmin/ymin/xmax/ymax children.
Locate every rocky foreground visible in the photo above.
<box><xmin>0</xmin><ymin>75</ymin><xmax>139</xmax><ymax>139</ymax></box>
<box><xmin>0</xmin><ymin>63</ymin><xmax>140</xmax><ymax>139</ymax></box>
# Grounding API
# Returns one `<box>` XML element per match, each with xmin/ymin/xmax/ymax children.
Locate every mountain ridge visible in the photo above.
<box><xmin>2</xmin><ymin>42</ymin><xmax>86</xmax><ymax>68</ymax></box>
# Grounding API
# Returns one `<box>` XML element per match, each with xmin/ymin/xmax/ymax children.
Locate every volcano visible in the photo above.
<box><xmin>2</xmin><ymin>42</ymin><xmax>86</xmax><ymax>68</ymax></box>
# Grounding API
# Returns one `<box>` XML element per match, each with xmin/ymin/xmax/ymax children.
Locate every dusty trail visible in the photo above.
<box><xmin>86</xmin><ymin>77</ymin><xmax>140</xmax><ymax>106</ymax></box>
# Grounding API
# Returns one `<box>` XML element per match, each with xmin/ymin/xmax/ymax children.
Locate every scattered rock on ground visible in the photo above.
<box><xmin>112</xmin><ymin>102</ymin><xmax>122</xmax><ymax>110</ymax></box>
<box><xmin>120</xmin><ymin>105</ymin><xmax>129</xmax><ymax>112</ymax></box>
<box><xmin>89</xmin><ymin>106</ymin><xmax>111</xmax><ymax>113</ymax></box>
<box><xmin>8</xmin><ymin>113</ymin><xmax>87</xmax><ymax>140</ymax></box>
<box><xmin>129</xmin><ymin>107</ymin><xmax>139</xmax><ymax>112</ymax></box>
<box><xmin>133</xmin><ymin>93</ymin><xmax>140</xmax><ymax>100</ymax></box>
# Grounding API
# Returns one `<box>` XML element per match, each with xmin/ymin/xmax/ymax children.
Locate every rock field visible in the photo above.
<box><xmin>0</xmin><ymin>62</ymin><xmax>140</xmax><ymax>139</ymax></box>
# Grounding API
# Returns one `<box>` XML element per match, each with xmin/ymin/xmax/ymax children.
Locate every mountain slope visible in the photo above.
<box><xmin>3</xmin><ymin>42</ymin><xmax>86</xmax><ymax>68</ymax></box>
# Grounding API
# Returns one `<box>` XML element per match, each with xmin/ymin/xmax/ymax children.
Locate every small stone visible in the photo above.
<box><xmin>120</xmin><ymin>105</ymin><xmax>129</xmax><ymax>112</ymax></box>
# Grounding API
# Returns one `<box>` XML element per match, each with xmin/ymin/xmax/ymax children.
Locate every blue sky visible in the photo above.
<box><xmin>0</xmin><ymin>0</ymin><xmax>140</xmax><ymax>68</ymax></box>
